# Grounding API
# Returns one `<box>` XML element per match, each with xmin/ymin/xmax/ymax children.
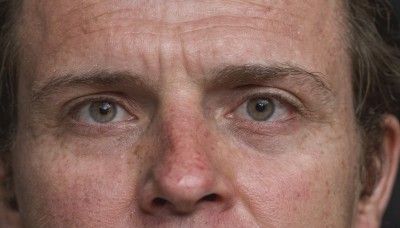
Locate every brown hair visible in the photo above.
<box><xmin>0</xmin><ymin>0</ymin><xmax>21</xmax><ymax>210</ymax></box>
<box><xmin>0</xmin><ymin>0</ymin><xmax>399</xmax><ymax>206</ymax></box>
<box><xmin>346</xmin><ymin>0</ymin><xmax>400</xmax><ymax>195</ymax></box>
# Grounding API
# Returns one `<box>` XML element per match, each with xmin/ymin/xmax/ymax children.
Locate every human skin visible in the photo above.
<box><xmin>2</xmin><ymin>0</ymin><xmax>399</xmax><ymax>227</ymax></box>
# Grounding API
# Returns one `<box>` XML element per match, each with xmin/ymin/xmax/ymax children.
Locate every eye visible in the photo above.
<box><xmin>232</xmin><ymin>96</ymin><xmax>293</xmax><ymax>122</ymax></box>
<box><xmin>74</xmin><ymin>100</ymin><xmax>133</xmax><ymax>124</ymax></box>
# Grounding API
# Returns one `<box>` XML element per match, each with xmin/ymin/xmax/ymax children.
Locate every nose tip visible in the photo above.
<box><xmin>140</xmin><ymin>168</ymin><xmax>232</xmax><ymax>216</ymax></box>
<box><xmin>151</xmin><ymin>193</ymin><xmax>221</xmax><ymax>214</ymax></box>
<box><xmin>150</xmin><ymin>181</ymin><xmax>222</xmax><ymax>214</ymax></box>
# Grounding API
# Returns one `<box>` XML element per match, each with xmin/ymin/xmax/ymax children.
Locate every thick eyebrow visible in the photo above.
<box><xmin>207</xmin><ymin>63</ymin><xmax>333</xmax><ymax>94</ymax></box>
<box><xmin>31</xmin><ymin>70</ymin><xmax>152</xmax><ymax>103</ymax></box>
<box><xmin>31</xmin><ymin>64</ymin><xmax>334</xmax><ymax>105</ymax></box>
<box><xmin>205</xmin><ymin>63</ymin><xmax>336</xmax><ymax>106</ymax></box>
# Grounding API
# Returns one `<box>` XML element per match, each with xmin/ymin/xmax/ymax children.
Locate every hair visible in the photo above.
<box><xmin>0</xmin><ymin>0</ymin><xmax>399</xmax><ymax>206</ymax></box>
<box><xmin>0</xmin><ymin>0</ymin><xmax>21</xmax><ymax>210</ymax></box>
<box><xmin>346</xmin><ymin>0</ymin><xmax>400</xmax><ymax>196</ymax></box>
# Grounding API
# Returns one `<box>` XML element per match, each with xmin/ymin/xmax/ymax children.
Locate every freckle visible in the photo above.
<box><xmin>84</xmin><ymin>197</ymin><xmax>90</xmax><ymax>204</ymax></box>
<box><xmin>341</xmin><ymin>159</ymin><xmax>346</xmax><ymax>168</ymax></box>
<box><xmin>133</xmin><ymin>143</ymin><xmax>142</xmax><ymax>156</ymax></box>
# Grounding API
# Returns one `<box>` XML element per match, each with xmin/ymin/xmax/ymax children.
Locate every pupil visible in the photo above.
<box><xmin>89</xmin><ymin>101</ymin><xmax>117</xmax><ymax>123</ymax></box>
<box><xmin>99</xmin><ymin>102</ymin><xmax>112</xmax><ymax>115</ymax></box>
<box><xmin>255</xmin><ymin>102</ymin><xmax>266</xmax><ymax>112</ymax></box>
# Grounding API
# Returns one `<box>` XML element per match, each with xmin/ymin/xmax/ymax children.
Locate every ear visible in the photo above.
<box><xmin>0</xmin><ymin>156</ymin><xmax>21</xmax><ymax>228</ymax></box>
<box><xmin>356</xmin><ymin>115</ymin><xmax>400</xmax><ymax>228</ymax></box>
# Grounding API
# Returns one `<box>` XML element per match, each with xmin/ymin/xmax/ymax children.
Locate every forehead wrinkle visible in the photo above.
<box><xmin>52</xmin><ymin>15</ymin><xmax>302</xmax><ymax>54</ymax></box>
<box><xmin>22</xmin><ymin>0</ymin><xmax>337</xmax><ymax>46</ymax></box>
<box><xmin>31</xmin><ymin>0</ymin><xmax>308</xmax><ymax>46</ymax></box>
<box><xmin>231</xmin><ymin>0</ymin><xmax>308</xmax><ymax>20</ymax></box>
<box><xmin>57</xmin><ymin>18</ymin><xmax>301</xmax><ymax>50</ymax></box>
<box><xmin>55</xmin><ymin>8</ymin><xmax>135</xmax><ymax>36</ymax></box>
<box><xmin>54</xmin><ymin>0</ymin><xmax>109</xmax><ymax>22</ymax></box>
<box><xmin>178</xmin><ymin>18</ymin><xmax>301</xmax><ymax>40</ymax></box>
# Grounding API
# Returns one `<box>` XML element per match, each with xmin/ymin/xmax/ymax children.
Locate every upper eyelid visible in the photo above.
<box><xmin>246</xmin><ymin>92</ymin><xmax>301</xmax><ymax>108</ymax></box>
<box><xmin>227</xmin><ymin>88</ymin><xmax>304</xmax><ymax>113</ymax></box>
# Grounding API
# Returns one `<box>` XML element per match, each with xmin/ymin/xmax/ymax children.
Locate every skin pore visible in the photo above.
<box><xmin>2</xmin><ymin>0</ymin><xmax>399</xmax><ymax>227</ymax></box>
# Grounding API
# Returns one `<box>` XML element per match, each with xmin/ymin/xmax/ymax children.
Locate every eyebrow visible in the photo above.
<box><xmin>205</xmin><ymin>63</ymin><xmax>336</xmax><ymax>106</ymax></box>
<box><xmin>208</xmin><ymin>63</ymin><xmax>332</xmax><ymax>93</ymax></box>
<box><xmin>31</xmin><ymin>70</ymin><xmax>152</xmax><ymax>103</ymax></box>
<box><xmin>31</xmin><ymin>63</ymin><xmax>334</xmax><ymax>104</ymax></box>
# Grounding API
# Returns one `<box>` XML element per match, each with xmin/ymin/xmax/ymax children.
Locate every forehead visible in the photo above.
<box><xmin>18</xmin><ymin>0</ymin><xmax>347</xmax><ymax>87</ymax></box>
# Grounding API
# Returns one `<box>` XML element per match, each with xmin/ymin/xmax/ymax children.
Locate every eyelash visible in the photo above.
<box><xmin>232</xmin><ymin>89</ymin><xmax>304</xmax><ymax>114</ymax></box>
<box><xmin>225</xmin><ymin>90</ymin><xmax>305</xmax><ymax>131</ymax></box>
<box><xmin>62</xmin><ymin>95</ymin><xmax>137</xmax><ymax>134</ymax></box>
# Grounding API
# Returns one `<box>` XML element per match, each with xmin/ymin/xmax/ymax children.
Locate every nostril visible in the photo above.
<box><xmin>201</xmin><ymin>193</ymin><xmax>219</xmax><ymax>202</ymax></box>
<box><xmin>152</xmin><ymin>197</ymin><xmax>168</xmax><ymax>206</ymax></box>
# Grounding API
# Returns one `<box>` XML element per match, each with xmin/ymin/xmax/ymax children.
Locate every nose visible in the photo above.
<box><xmin>139</xmin><ymin>108</ymin><xmax>234</xmax><ymax>216</ymax></box>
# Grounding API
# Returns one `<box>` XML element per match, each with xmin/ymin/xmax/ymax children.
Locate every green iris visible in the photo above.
<box><xmin>89</xmin><ymin>101</ymin><xmax>117</xmax><ymax>123</ymax></box>
<box><xmin>246</xmin><ymin>98</ymin><xmax>275</xmax><ymax>121</ymax></box>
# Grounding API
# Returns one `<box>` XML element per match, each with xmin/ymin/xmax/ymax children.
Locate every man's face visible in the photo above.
<box><xmin>13</xmin><ymin>0</ymin><xmax>364</xmax><ymax>227</ymax></box>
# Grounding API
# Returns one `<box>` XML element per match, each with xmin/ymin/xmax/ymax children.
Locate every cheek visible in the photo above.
<box><xmin>235</xmin><ymin>159</ymin><xmax>348</xmax><ymax>227</ymax></box>
<box><xmin>231</xmin><ymin>127</ymin><xmax>362</xmax><ymax>227</ymax></box>
<box><xmin>12</xmin><ymin>132</ymin><xmax>142</xmax><ymax>226</ymax></box>
<box><xmin>234</xmin><ymin>156</ymin><xmax>315</xmax><ymax>226</ymax></box>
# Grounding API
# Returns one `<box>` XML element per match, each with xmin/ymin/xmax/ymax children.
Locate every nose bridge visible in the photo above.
<box><xmin>159</xmin><ymin>100</ymin><xmax>212</xmax><ymax>180</ymax></box>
